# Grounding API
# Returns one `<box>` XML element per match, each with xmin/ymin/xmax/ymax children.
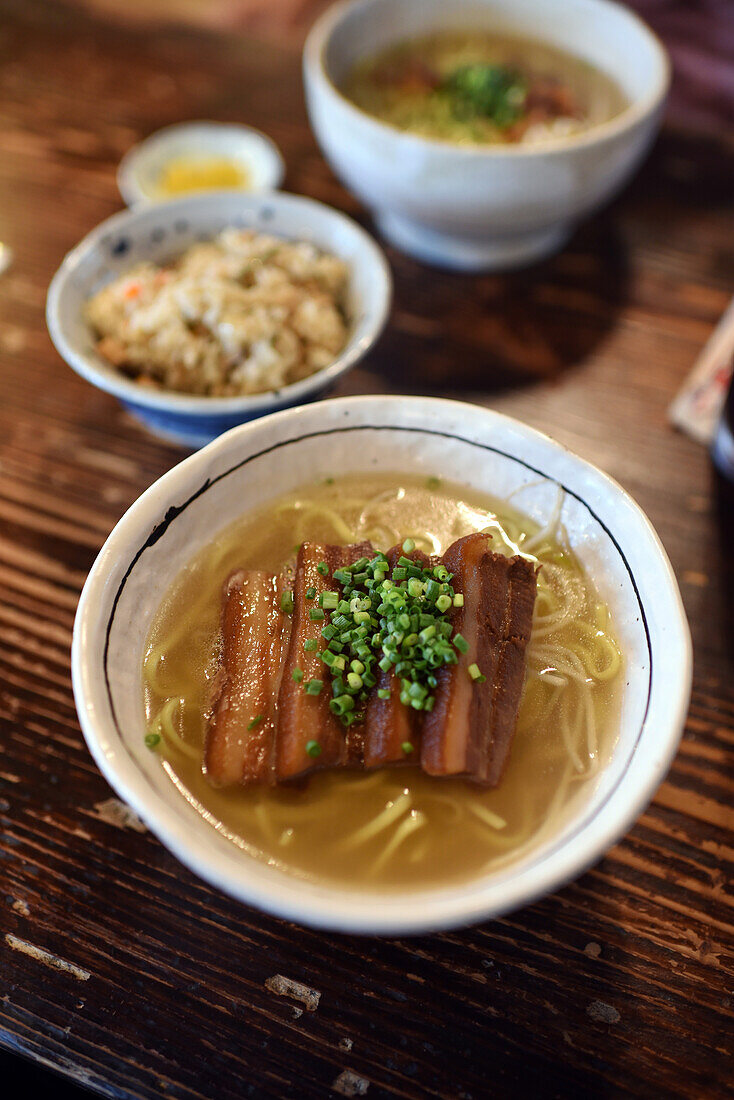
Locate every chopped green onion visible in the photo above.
<box><xmin>247</xmin><ymin>715</ymin><xmax>264</xmax><ymax>730</ymax></box>
<box><xmin>305</xmin><ymin>586</ymin><xmax>316</xmax><ymax>600</ymax></box>
<box><xmin>303</xmin><ymin>638</ymin><xmax>318</xmax><ymax>652</ymax></box>
<box><xmin>309</xmin><ymin>608</ymin><xmax>325</xmax><ymax>621</ymax></box>
<box><xmin>310</xmin><ymin>536</ymin><xmax>470</xmax><ymax>725</ymax></box>
<box><xmin>453</xmin><ymin>593</ymin><xmax>464</xmax><ymax>607</ymax></box>
<box><xmin>280</xmin><ymin>590</ymin><xmax>294</xmax><ymax>614</ymax></box>
<box><xmin>468</xmin><ymin>663</ymin><xmax>484</xmax><ymax>681</ymax></box>
<box><xmin>401</xmin><ymin>741</ymin><xmax>414</xmax><ymax>754</ymax></box>
<box><xmin>330</xmin><ymin>694</ymin><xmax>355</xmax><ymax>716</ymax></box>
<box><xmin>316</xmin><ymin>561</ymin><xmax>329</xmax><ymax>576</ymax></box>
<box><xmin>292</xmin><ymin>667</ymin><xmax>304</xmax><ymax>683</ymax></box>
<box><xmin>144</xmin><ymin>732</ymin><xmax>161</xmax><ymax>749</ymax></box>
<box><xmin>305</xmin><ymin>740</ymin><xmax>322</xmax><ymax>758</ymax></box>
<box><xmin>425</xmin><ymin>579</ymin><xmax>440</xmax><ymax>601</ymax></box>
<box><xmin>304</xmin><ymin>678</ymin><xmax>323</xmax><ymax>695</ymax></box>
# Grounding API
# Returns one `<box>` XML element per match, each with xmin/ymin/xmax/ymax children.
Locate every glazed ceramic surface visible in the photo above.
<box><xmin>46</xmin><ymin>192</ymin><xmax>392</xmax><ymax>448</ymax></box>
<box><xmin>72</xmin><ymin>396</ymin><xmax>691</xmax><ymax>934</ymax></box>
<box><xmin>117</xmin><ymin>121</ymin><xmax>285</xmax><ymax>207</ymax></box>
<box><xmin>303</xmin><ymin>0</ymin><xmax>669</xmax><ymax>270</ymax></box>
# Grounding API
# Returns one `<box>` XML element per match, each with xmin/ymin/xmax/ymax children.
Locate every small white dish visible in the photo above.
<box><xmin>118</xmin><ymin>121</ymin><xmax>285</xmax><ymax>207</ymax></box>
<box><xmin>72</xmin><ymin>395</ymin><xmax>691</xmax><ymax>935</ymax></box>
<box><xmin>303</xmin><ymin>0</ymin><xmax>670</xmax><ymax>271</ymax></box>
<box><xmin>46</xmin><ymin>191</ymin><xmax>392</xmax><ymax>449</ymax></box>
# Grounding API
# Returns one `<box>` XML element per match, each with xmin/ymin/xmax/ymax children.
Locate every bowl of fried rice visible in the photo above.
<box><xmin>47</xmin><ymin>191</ymin><xmax>392</xmax><ymax>448</ymax></box>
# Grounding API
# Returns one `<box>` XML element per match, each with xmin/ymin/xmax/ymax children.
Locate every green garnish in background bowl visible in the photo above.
<box><xmin>443</xmin><ymin>64</ymin><xmax>527</xmax><ymax>128</ymax></box>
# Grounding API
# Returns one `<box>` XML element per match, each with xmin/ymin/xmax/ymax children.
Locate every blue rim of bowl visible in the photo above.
<box><xmin>304</xmin><ymin>0</ymin><xmax>671</xmax><ymax>158</ymax></box>
<box><xmin>46</xmin><ymin>191</ymin><xmax>393</xmax><ymax>417</ymax></box>
<box><xmin>117</xmin><ymin>120</ymin><xmax>286</xmax><ymax>207</ymax></box>
<box><xmin>71</xmin><ymin>396</ymin><xmax>693</xmax><ymax>934</ymax></box>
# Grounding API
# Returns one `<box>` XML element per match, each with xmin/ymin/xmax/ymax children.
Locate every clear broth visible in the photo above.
<box><xmin>344</xmin><ymin>31</ymin><xmax>628</xmax><ymax>145</ymax></box>
<box><xmin>143</xmin><ymin>475</ymin><xmax>622</xmax><ymax>889</ymax></box>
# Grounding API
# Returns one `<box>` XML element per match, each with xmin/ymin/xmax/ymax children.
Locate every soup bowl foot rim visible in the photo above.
<box><xmin>373</xmin><ymin>210</ymin><xmax>571</xmax><ymax>271</ymax></box>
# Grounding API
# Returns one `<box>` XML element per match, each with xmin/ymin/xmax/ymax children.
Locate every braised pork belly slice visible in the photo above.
<box><xmin>206</xmin><ymin>535</ymin><xmax>537</xmax><ymax>790</ymax></box>
<box><xmin>275</xmin><ymin>540</ymin><xmax>373</xmax><ymax>782</ymax></box>
<box><xmin>363</xmin><ymin>546</ymin><xmax>430</xmax><ymax>768</ymax></box>
<box><xmin>421</xmin><ymin>534</ymin><xmax>537</xmax><ymax>786</ymax></box>
<box><xmin>205</xmin><ymin>570</ymin><xmax>291</xmax><ymax>787</ymax></box>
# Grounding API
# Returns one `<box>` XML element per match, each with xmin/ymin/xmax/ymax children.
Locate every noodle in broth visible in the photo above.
<box><xmin>142</xmin><ymin>474</ymin><xmax>622</xmax><ymax>888</ymax></box>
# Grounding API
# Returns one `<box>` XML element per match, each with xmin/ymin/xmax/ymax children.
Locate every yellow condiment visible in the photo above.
<box><xmin>155</xmin><ymin>155</ymin><xmax>251</xmax><ymax>197</ymax></box>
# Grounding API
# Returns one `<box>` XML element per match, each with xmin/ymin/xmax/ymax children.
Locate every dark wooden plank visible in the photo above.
<box><xmin>0</xmin><ymin>1</ymin><xmax>732</xmax><ymax>1098</ymax></box>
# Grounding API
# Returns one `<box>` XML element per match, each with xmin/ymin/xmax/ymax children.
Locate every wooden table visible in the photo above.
<box><xmin>1</xmin><ymin>2</ymin><xmax>732</xmax><ymax>1097</ymax></box>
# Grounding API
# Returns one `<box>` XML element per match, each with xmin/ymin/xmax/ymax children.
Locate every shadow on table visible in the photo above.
<box><xmin>359</xmin><ymin>213</ymin><xmax>631</xmax><ymax>395</ymax></box>
<box><xmin>354</xmin><ymin>125</ymin><xmax>734</xmax><ymax>398</ymax></box>
<box><xmin>0</xmin><ymin>1050</ymin><xmax>91</xmax><ymax>1099</ymax></box>
<box><xmin>713</xmin><ymin>467</ymin><xmax>734</xmax><ymax>630</ymax></box>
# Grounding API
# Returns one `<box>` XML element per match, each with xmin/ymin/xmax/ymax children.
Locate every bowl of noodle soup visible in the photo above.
<box><xmin>72</xmin><ymin>396</ymin><xmax>691</xmax><ymax>933</ymax></box>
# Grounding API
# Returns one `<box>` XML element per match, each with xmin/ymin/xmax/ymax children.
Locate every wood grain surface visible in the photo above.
<box><xmin>0</xmin><ymin>2</ymin><xmax>732</xmax><ymax>1098</ymax></box>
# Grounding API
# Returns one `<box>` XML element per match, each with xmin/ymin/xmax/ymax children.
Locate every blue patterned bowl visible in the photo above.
<box><xmin>46</xmin><ymin>191</ymin><xmax>392</xmax><ymax>448</ymax></box>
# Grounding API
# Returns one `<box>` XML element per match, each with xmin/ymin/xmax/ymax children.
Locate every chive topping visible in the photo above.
<box><xmin>292</xmin><ymin>667</ymin><xmax>304</xmax><ymax>683</ymax></box>
<box><xmin>303</xmin><ymin>638</ymin><xmax>318</xmax><ymax>652</ymax></box>
<box><xmin>305</xmin><ymin>740</ymin><xmax>322</xmax><ymax>758</ymax></box>
<box><xmin>247</xmin><ymin>714</ymin><xmax>264</xmax><ymax>729</ymax></box>
<box><xmin>401</xmin><ymin>741</ymin><xmax>414</xmax><ymax>754</ymax></box>
<box><xmin>468</xmin><ymin>663</ymin><xmax>486</xmax><ymax>682</ymax></box>
<box><xmin>298</xmin><ymin>543</ymin><xmax>473</xmax><ymax>725</ymax></box>
<box><xmin>305</xmin><ymin>586</ymin><xmax>316</xmax><ymax>600</ymax></box>
<box><xmin>304</xmin><ymin>679</ymin><xmax>323</xmax><ymax>695</ymax></box>
<box><xmin>144</xmin><ymin>732</ymin><xmax>161</xmax><ymax>749</ymax></box>
<box><xmin>280</xmin><ymin>590</ymin><xmax>294</xmax><ymax>614</ymax></box>
<box><xmin>316</xmin><ymin>561</ymin><xmax>329</xmax><ymax>576</ymax></box>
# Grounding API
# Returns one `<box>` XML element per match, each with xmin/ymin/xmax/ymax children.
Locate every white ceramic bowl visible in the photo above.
<box><xmin>72</xmin><ymin>395</ymin><xmax>691</xmax><ymax>935</ymax></box>
<box><xmin>46</xmin><ymin>191</ymin><xmax>392</xmax><ymax>449</ymax></box>
<box><xmin>303</xmin><ymin>0</ymin><xmax>670</xmax><ymax>271</ymax></box>
<box><xmin>117</xmin><ymin>121</ymin><xmax>285</xmax><ymax>207</ymax></box>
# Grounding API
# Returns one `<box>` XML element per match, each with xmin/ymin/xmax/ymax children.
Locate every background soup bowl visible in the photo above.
<box><xmin>303</xmin><ymin>0</ymin><xmax>670</xmax><ymax>271</ymax></box>
<box><xmin>46</xmin><ymin>191</ymin><xmax>392</xmax><ymax>449</ymax></box>
<box><xmin>72</xmin><ymin>396</ymin><xmax>691</xmax><ymax>935</ymax></box>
